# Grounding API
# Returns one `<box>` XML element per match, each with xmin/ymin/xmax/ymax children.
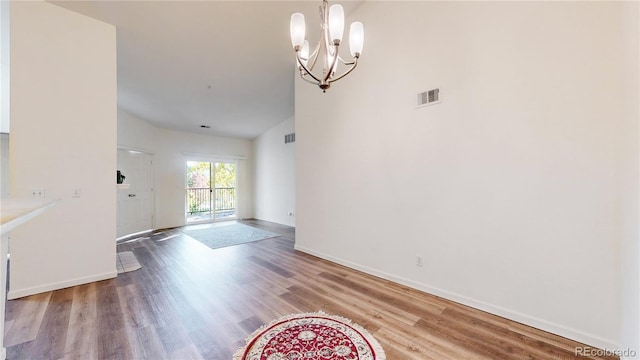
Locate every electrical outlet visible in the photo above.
<box><xmin>416</xmin><ymin>256</ymin><xmax>424</xmax><ymax>267</ymax></box>
<box><xmin>30</xmin><ymin>188</ymin><xmax>45</xmax><ymax>199</ymax></box>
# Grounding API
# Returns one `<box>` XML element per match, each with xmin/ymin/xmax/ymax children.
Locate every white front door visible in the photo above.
<box><xmin>117</xmin><ymin>149</ymin><xmax>154</xmax><ymax>238</ymax></box>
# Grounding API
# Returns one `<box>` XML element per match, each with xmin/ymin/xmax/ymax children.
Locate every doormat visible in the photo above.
<box><xmin>182</xmin><ymin>223</ymin><xmax>279</xmax><ymax>250</ymax></box>
<box><xmin>234</xmin><ymin>311</ymin><xmax>386</xmax><ymax>360</ymax></box>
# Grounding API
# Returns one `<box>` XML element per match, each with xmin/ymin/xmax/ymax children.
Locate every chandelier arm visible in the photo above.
<box><xmin>324</xmin><ymin>45</ymin><xmax>341</xmax><ymax>82</ymax></box>
<box><xmin>307</xmin><ymin>41</ymin><xmax>321</xmax><ymax>72</ymax></box>
<box><xmin>296</xmin><ymin>51</ymin><xmax>322</xmax><ymax>83</ymax></box>
<box><xmin>336</xmin><ymin>55</ymin><xmax>355</xmax><ymax>66</ymax></box>
<box><xmin>299</xmin><ymin>72</ymin><xmax>321</xmax><ymax>85</ymax></box>
<box><xmin>328</xmin><ymin>57</ymin><xmax>358</xmax><ymax>84</ymax></box>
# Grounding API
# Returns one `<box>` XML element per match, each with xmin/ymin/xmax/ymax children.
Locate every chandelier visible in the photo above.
<box><xmin>289</xmin><ymin>0</ymin><xmax>364</xmax><ymax>92</ymax></box>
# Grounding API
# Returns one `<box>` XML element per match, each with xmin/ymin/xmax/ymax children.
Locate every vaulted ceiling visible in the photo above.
<box><xmin>51</xmin><ymin>1</ymin><xmax>363</xmax><ymax>139</ymax></box>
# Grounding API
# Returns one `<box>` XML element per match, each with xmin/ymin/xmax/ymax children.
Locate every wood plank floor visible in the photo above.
<box><xmin>4</xmin><ymin>220</ymin><xmax>617</xmax><ymax>360</ymax></box>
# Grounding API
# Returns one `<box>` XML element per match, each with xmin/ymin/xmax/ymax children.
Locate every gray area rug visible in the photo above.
<box><xmin>182</xmin><ymin>223</ymin><xmax>279</xmax><ymax>250</ymax></box>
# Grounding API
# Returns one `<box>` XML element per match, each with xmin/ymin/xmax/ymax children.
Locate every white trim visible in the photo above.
<box><xmin>116</xmin><ymin>228</ymin><xmax>153</xmax><ymax>242</ymax></box>
<box><xmin>117</xmin><ymin>145</ymin><xmax>154</xmax><ymax>155</ymax></box>
<box><xmin>182</xmin><ymin>152</ymin><xmax>246</xmax><ymax>162</ymax></box>
<box><xmin>294</xmin><ymin>244</ymin><xmax>621</xmax><ymax>351</ymax></box>
<box><xmin>7</xmin><ymin>270</ymin><xmax>117</xmax><ymax>300</ymax></box>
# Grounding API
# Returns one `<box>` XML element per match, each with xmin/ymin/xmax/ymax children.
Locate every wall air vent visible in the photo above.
<box><xmin>417</xmin><ymin>88</ymin><xmax>441</xmax><ymax>108</ymax></box>
<box><xmin>284</xmin><ymin>133</ymin><xmax>296</xmax><ymax>144</ymax></box>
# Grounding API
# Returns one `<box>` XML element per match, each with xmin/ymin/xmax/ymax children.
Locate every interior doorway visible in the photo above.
<box><xmin>186</xmin><ymin>160</ymin><xmax>237</xmax><ymax>223</ymax></box>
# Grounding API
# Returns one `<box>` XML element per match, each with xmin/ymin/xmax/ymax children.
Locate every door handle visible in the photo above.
<box><xmin>128</xmin><ymin>194</ymin><xmax>136</xmax><ymax>197</ymax></box>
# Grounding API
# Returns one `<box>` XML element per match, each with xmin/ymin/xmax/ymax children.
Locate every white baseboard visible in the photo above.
<box><xmin>294</xmin><ymin>244</ymin><xmax>620</xmax><ymax>351</ymax></box>
<box><xmin>7</xmin><ymin>270</ymin><xmax>117</xmax><ymax>300</ymax></box>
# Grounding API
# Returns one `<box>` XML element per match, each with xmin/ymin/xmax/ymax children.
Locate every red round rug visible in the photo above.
<box><xmin>233</xmin><ymin>311</ymin><xmax>386</xmax><ymax>360</ymax></box>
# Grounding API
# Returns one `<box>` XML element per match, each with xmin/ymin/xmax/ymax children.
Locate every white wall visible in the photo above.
<box><xmin>1</xmin><ymin>0</ymin><xmax>10</xmax><ymax>134</ymax></box>
<box><xmin>118</xmin><ymin>109</ymin><xmax>253</xmax><ymax>229</ymax></box>
<box><xmin>9</xmin><ymin>2</ymin><xmax>116</xmax><ymax>298</ymax></box>
<box><xmin>253</xmin><ymin>117</ymin><xmax>295</xmax><ymax>227</ymax></box>
<box><xmin>619</xmin><ymin>2</ymin><xmax>640</xmax><ymax>359</ymax></box>
<box><xmin>296</xmin><ymin>1</ymin><xmax>633</xmax><ymax>350</ymax></box>
<box><xmin>0</xmin><ymin>133</ymin><xmax>8</xmax><ymax>197</ymax></box>
<box><xmin>117</xmin><ymin>109</ymin><xmax>157</xmax><ymax>154</ymax></box>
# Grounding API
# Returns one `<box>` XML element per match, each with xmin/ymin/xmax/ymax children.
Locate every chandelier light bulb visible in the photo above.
<box><xmin>290</xmin><ymin>13</ymin><xmax>306</xmax><ymax>50</ymax></box>
<box><xmin>349</xmin><ymin>22</ymin><xmax>364</xmax><ymax>57</ymax></box>
<box><xmin>328</xmin><ymin>4</ymin><xmax>344</xmax><ymax>45</ymax></box>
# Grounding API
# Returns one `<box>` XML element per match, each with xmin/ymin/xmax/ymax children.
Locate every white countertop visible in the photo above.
<box><xmin>0</xmin><ymin>198</ymin><xmax>59</xmax><ymax>235</ymax></box>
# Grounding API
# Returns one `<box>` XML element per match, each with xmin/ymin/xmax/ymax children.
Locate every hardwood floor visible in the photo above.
<box><xmin>4</xmin><ymin>220</ymin><xmax>617</xmax><ymax>360</ymax></box>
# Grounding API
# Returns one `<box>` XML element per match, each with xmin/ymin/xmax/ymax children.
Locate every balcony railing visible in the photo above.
<box><xmin>186</xmin><ymin>187</ymin><xmax>236</xmax><ymax>218</ymax></box>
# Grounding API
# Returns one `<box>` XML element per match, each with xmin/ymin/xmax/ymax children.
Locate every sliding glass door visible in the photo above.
<box><xmin>186</xmin><ymin>161</ymin><xmax>237</xmax><ymax>223</ymax></box>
